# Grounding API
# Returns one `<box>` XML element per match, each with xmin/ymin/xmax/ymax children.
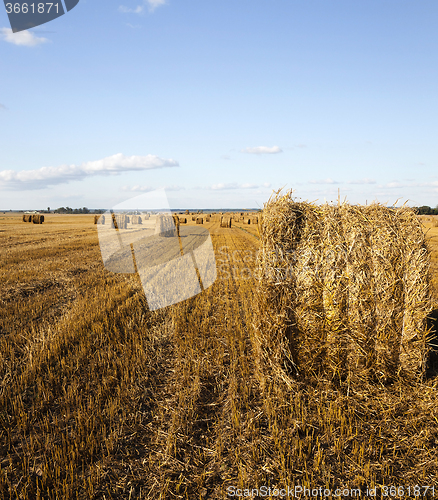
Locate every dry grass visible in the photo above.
<box><xmin>1</xmin><ymin>210</ymin><xmax>438</xmax><ymax>498</ymax></box>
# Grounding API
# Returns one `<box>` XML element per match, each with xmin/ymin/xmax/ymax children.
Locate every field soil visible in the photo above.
<box><xmin>1</xmin><ymin>213</ymin><xmax>438</xmax><ymax>498</ymax></box>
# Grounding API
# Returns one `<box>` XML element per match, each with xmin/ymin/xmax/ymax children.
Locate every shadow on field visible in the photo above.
<box><xmin>426</xmin><ymin>309</ymin><xmax>438</xmax><ymax>378</ymax></box>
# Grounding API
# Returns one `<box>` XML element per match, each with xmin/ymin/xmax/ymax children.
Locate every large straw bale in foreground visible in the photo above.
<box><xmin>253</xmin><ymin>192</ymin><xmax>432</xmax><ymax>388</ymax></box>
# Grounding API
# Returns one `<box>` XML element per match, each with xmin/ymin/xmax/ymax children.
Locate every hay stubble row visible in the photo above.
<box><xmin>1</xmin><ymin>211</ymin><xmax>438</xmax><ymax>498</ymax></box>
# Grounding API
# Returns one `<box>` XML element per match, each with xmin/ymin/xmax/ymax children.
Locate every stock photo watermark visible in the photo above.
<box><xmin>226</xmin><ymin>484</ymin><xmax>436</xmax><ymax>498</ymax></box>
<box><xmin>96</xmin><ymin>189</ymin><xmax>217</xmax><ymax>311</ymax></box>
<box><xmin>3</xmin><ymin>0</ymin><xmax>80</xmax><ymax>32</ymax></box>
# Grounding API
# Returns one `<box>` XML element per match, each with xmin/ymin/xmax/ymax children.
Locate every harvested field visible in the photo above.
<box><xmin>1</xmin><ymin>208</ymin><xmax>438</xmax><ymax>499</ymax></box>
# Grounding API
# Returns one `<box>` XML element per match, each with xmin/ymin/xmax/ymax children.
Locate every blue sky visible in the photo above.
<box><xmin>1</xmin><ymin>0</ymin><xmax>437</xmax><ymax>210</ymax></box>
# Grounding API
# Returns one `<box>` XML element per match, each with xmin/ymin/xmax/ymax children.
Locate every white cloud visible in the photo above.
<box><xmin>348</xmin><ymin>178</ymin><xmax>376</xmax><ymax>185</ymax></box>
<box><xmin>241</xmin><ymin>146</ymin><xmax>282</xmax><ymax>155</ymax></box>
<box><xmin>0</xmin><ymin>153</ymin><xmax>179</xmax><ymax>190</ymax></box>
<box><xmin>147</xmin><ymin>0</ymin><xmax>166</xmax><ymax>10</ymax></box>
<box><xmin>385</xmin><ymin>181</ymin><xmax>411</xmax><ymax>188</ymax></box>
<box><xmin>119</xmin><ymin>0</ymin><xmax>166</xmax><ymax>14</ymax></box>
<box><xmin>308</xmin><ymin>178</ymin><xmax>341</xmax><ymax>185</ymax></box>
<box><xmin>0</xmin><ymin>28</ymin><xmax>49</xmax><ymax>46</ymax></box>
<box><xmin>210</xmin><ymin>183</ymin><xmax>260</xmax><ymax>190</ymax></box>
<box><xmin>119</xmin><ymin>5</ymin><xmax>144</xmax><ymax>13</ymax></box>
<box><xmin>121</xmin><ymin>184</ymin><xmax>184</xmax><ymax>192</ymax></box>
<box><xmin>121</xmin><ymin>185</ymin><xmax>154</xmax><ymax>192</ymax></box>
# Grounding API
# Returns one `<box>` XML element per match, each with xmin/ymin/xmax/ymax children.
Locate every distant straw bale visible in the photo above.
<box><xmin>32</xmin><ymin>214</ymin><xmax>44</xmax><ymax>224</ymax></box>
<box><xmin>196</xmin><ymin>217</ymin><xmax>204</xmax><ymax>224</ymax></box>
<box><xmin>179</xmin><ymin>218</ymin><xmax>187</xmax><ymax>223</ymax></box>
<box><xmin>253</xmin><ymin>191</ymin><xmax>432</xmax><ymax>389</ymax></box>
<box><xmin>131</xmin><ymin>215</ymin><xmax>142</xmax><ymax>224</ymax></box>
<box><xmin>220</xmin><ymin>216</ymin><xmax>232</xmax><ymax>228</ymax></box>
<box><xmin>112</xmin><ymin>214</ymin><xmax>127</xmax><ymax>230</ymax></box>
<box><xmin>155</xmin><ymin>214</ymin><xmax>177</xmax><ymax>237</ymax></box>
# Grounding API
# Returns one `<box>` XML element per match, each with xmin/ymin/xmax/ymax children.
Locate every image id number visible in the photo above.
<box><xmin>5</xmin><ymin>3</ymin><xmax>61</xmax><ymax>14</ymax></box>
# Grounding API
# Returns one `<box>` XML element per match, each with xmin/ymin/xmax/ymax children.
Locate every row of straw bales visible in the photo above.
<box><xmin>22</xmin><ymin>214</ymin><xmax>44</xmax><ymax>224</ymax></box>
<box><xmin>95</xmin><ymin>214</ymin><xmax>152</xmax><ymax>225</ymax></box>
<box><xmin>253</xmin><ymin>192</ymin><xmax>432</xmax><ymax>389</ymax></box>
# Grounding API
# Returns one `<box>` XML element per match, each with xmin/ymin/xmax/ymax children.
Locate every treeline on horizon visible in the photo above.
<box><xmin>415</xmin><ymin>205</ymin><xmax>438</xmax><ymax>215</ymax></box>
<box><xmin>5</xmin><ymin>204</ymin><xmax>437</xmax><ymax>215</ymax></box>
<box><xmin>53</xmin><ymin>205</ymin><xmax>438</xmax><ymax>215</ymax></box>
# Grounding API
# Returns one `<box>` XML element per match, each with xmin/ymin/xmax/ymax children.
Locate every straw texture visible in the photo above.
<box><xmin>253</xmin><ymin>191</ymin><xmax>432</xmax><ymax>389</ymax></box>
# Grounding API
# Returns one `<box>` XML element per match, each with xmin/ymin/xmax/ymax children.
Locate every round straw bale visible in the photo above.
<box><xmin>32</xmin><ymin>214</ymin><xmax>43</xmax><ymax>224</ymax></box>
<box><xmin>155</xmin><ymin>214</ymin><xmax>177</xmax><ymax>237</ymax></box>
<box><xmin>220</xmin><ymin>216</ymin><xmax>232</xmax><ymax>228</ymax></box>
<box><xmin>196</xmin><ymin>217</ymin><xmax>204</xmax><ymax>224</ymax></box>
<box><xmin>130</xmin><ymin>215</ymin><xmax>142</xmax><ymax>224</ymax></box>
<box><xmin>112</xmin><ymin>214</ymin><xmax>127</xmax><ymax>229</ymax></box>
<box><xmin>253</xmin><ymin>191</ymin><xmax>432</xmax><ymax>389</ymax></box>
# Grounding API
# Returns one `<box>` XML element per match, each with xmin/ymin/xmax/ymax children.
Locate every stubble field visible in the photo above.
<box><xmin>1</xmin><ymin>212</ymin><xmax>438</xmax><ymax>499</ymax></box>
